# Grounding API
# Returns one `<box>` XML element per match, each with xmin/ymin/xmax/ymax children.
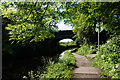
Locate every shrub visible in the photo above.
<box><xmin>76</xmin><ymin>44</ymin><xmax>96</xmax><ymax>56</ymax></box>
<box><xmin>93</xmin><ymin>35</ymin><xmax>120</xmax><ymax>79</ymax></box>
<box><xmin>24</xmin><ymin>50</ymin><xmax>76</xmax><ymax>79</ymax></box>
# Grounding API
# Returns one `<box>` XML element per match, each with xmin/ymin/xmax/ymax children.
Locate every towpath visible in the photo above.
<box><xmin>71</xmin><ymin>53</ymin><xmax>101</xmax><ymax>78</ymax></box>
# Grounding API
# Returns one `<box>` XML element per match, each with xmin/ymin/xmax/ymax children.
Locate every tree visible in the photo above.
<box><xmin>2</xmin><ymin>2</ymin><xmax>62</xmax><ymax>44</ymax></box>
<box><xmin>60</xmin><ymin>2</ymin><xmax>120</xmax><ymax>44</ymax></box>
<box><xmin>2</xmin><ymin>2</ymin><xmax>120</xmax><ymax>45</ymax></box>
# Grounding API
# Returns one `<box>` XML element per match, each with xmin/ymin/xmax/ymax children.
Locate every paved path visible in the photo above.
<box><xmin>71</xmin><ymin>53</ymin><xmax>101</xmax><ymax>78</ymax></box>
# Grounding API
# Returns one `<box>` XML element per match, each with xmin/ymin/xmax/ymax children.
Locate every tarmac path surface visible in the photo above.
<box><xmin>71</xmin><ymin>53</ymin><xmax>102</xmax><ymax>79</ymax></box>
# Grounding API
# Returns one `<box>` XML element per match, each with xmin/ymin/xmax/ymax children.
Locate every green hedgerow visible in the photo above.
<box><xmin>93</xmin><ymin>35</ymin><xmax>120</xmax><ymax>79</ymax></box>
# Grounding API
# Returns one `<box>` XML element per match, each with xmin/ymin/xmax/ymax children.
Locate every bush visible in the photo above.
<box><xmin>24</xmin><ymin>50</ymin><xmax>76</xmax><ymax>79</ymax></box>
<box><xmin>92</xmin><ymin>35</ymin><xmax>120</xmax><ymax>79</ymax></box>
<box><xmin>76</xmin><ymin>44</ymin><xmax>96</xmax><ymax>56</ymax></box>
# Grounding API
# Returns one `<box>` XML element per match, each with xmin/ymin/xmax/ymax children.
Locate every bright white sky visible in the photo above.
<box><xmin>57</xmin><ymin>21</ymin><xmax>73</xmax><ymax>30</ymax></box>
<box><xmin>57</xmin><ymin>21</ymin><xmax>73</xmax><ymax>42</ymax></box>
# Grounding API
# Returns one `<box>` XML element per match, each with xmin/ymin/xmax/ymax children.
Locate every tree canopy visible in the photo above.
<box><xmin>61</xmin><ymin>2</ymin><xmax>120</xmax><ymax>44</ymax></box>
<box><xmin>2</xmin><ymin>2</ymin><xmax>62</xmax><ymax>44</ymax></box>
<box><xmin>2</xmin><ymin>2</ymin><xmax>120</xmax><ymax>44</ymax></box>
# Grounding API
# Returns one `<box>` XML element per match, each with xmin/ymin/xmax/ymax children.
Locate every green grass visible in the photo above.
<box><xmin>59</xmin><ymin>41</ymin><xmax>76</xmax><ymax>47</ymax></box>
<box><xmin>24</xmin><ymin>50</ymin><xmax>76</xmax><ymax>80</ymax></box>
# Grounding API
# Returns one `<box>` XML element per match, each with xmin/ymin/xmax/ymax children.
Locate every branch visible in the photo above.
<box><xmin>41</xmin><ymin>2</ymin><xmax>50</xmax><ymax>21</ymax></box>
<box><xmin>25</xmin><ymin>1</ymin><xmax>38</xmax><ymax>20</ymax></box>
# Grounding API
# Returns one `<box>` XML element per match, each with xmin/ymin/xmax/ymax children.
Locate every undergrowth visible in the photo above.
<box><xmin>23</xmin><ymin>50</ymin><xmax>75</xmax><ymax>80</ymax></box>
<box><xmin>92</xmin><ymin>35</ymin><xmax>120</xmax><ymax>79</ymax></box>
<box><xmin>76</xmin><ymin>44</ymin><xmax>96</xmax><ymax>56</ymax></box>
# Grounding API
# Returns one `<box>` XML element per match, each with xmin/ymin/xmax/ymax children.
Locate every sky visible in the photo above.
<box><xmin>57</xmin><ymin>21</ymin><xmax>73</xmax><ymax>42</ymax></box>
<box><xmin>57</xmin><ymin>21</ymin><xmax>73</xmax><ymax>30</ymax></box>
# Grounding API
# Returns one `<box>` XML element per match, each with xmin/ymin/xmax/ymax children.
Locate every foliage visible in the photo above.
<box><xmin>2</xmin><ymin>2</ymin><xmax>120</xmax><ymax>44</ymax></box>
<box><xmin>2</xmin><ymin>2</ymin><xmax>62</xmax><ymax>44</ymax></box>
<box><xmin>59</xmin><ymin>41</ymin><xmax>76</xmax><ymax>47</ymax></box>
<box><xmin>2</xmin><ymin>17</ymin><xmax>14</xmax><ymax>55</ymax></box>
<box><xmin>24</xmin><ymin>50</ymin><xmax>75</xmax><ymax>79</ymax></box>
<box><xmin>92</xmin><ymin>35</ymin><xmax>120</xmax><ymax>79</ymax></box>
<box><xmin>76</xmin><ymin>44</ymin><xmax>96</xmax><ymax>56</ymax></box>
<box><xmin>61</xmin><ymin>2</ymin><xmax>120</xmax><ymax>44</ymax></box>
<box><xmin>2</xmin><ymin>2</ymin><xmax>120</xmax><ymax>45</ymax></box>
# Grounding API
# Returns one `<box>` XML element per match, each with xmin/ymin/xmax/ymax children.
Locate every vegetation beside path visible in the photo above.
<box><xmin>23</xmin><ymin>50</ymin><xmax>76</xmax><ymax>79</ymax></box>
<box><xmin>92</xmin><ymin>35</ymin><xmax>120</xmax><ymax>79</ymax></box>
